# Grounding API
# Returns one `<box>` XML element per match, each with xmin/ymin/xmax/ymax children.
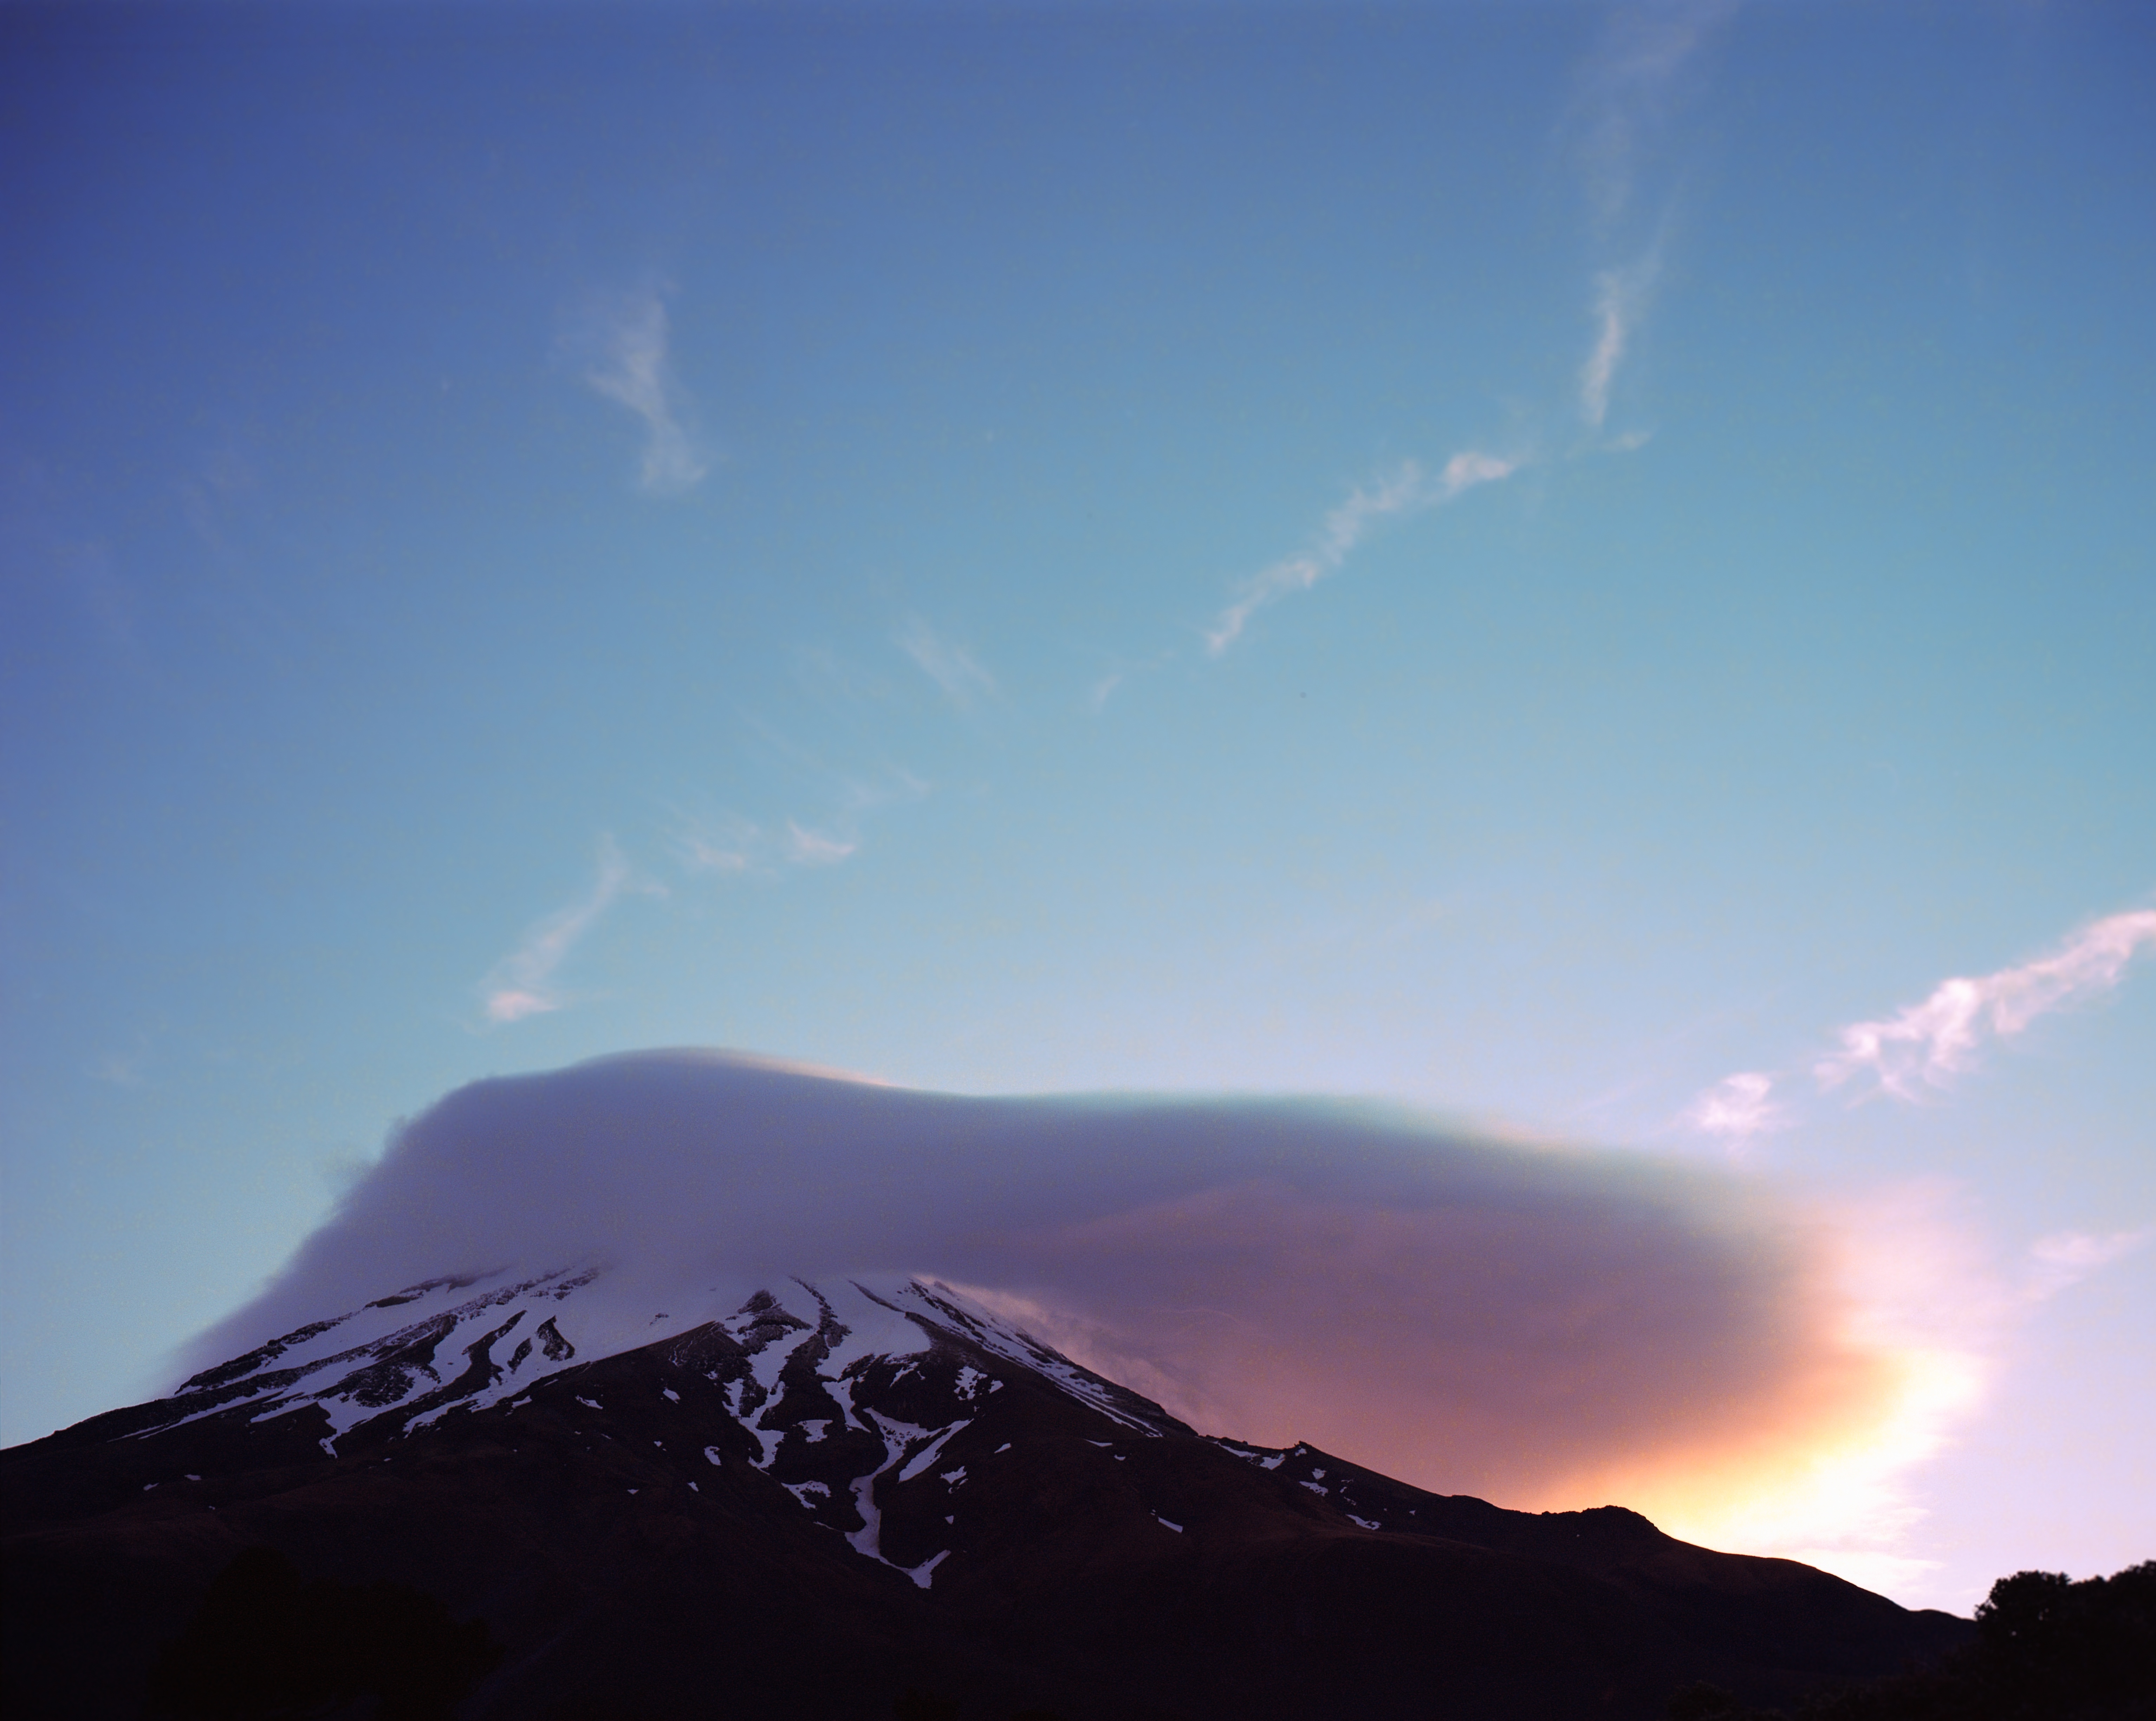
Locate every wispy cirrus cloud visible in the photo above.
<box><xmin>1816</xmin><ymin>909</ymin><xmax>2156</xmax><ymax>1099</ymax></box>
<box><xmin>2024</xmin><ymin>1227</ymin><xmax>2152</xmax><ymax>1303</ymax></box>
<box><xmin>1205</xmin><ymin>451</ymin><xmax>1516</xmax><ymax>656</ymax></box>
<box><xmin>1126</xmin><ymin>6</ymin><xmax>1719</xmax><ymax>682</ymax></box>
<box><xmin>673</xmin><ymin>812</ymin><xmax>759</xmax><ymax>876</ymax></box>
<box><xmin>1086</xmin><ymin>669</ymin><xmax>1126</xmax><ymax>712</ymax></box>
<box><xmin>896</xmin><ymin>616</ymin><xmax>997</xmax><ymax>709</ymax></box>
<box><xmin>1566</xmin><ymin>2</ymin><xmax>1728</xmax><ymax>437</ymax></box>
<box><xmin>1684</xmin><ymin>1070</ymin><xmax>1788</xmax><ymax>1153</ymax></box>
<box><xmin>1083</xmin><ymin>6</ymin><xmax>1715</xmax><ymax>695</ymax></box>
<box><xmin>1579</xmin><ymin>254</ymin><xmax>1661</xmax><ymax>431</ymax></box>
<box><xmin>1573</xmin><ymin>0</ymin><xmax>1731</xmax><ymax>236</ymax></box>
<box><xmin>577</xmin><ymin>289</ymin><xmax>708</xmax><ymax>495</ymax></box>
<box><xmin>1684</xmin><ymin>907</ymin><xmax>2156</xmax><ymax>1148</ymax></box>
<box><xmin>1085</xmin><ymin>646</ymin><xmax>1179</xmax><ymax>713</ymax></box>
<box><xmin>784</xmin><ymin>821</ymin><xmax>858</xmax><ymax>865</ymax></box>
<box><xmin>1665</xmin><ymin>909</ymin><xmax>2155</xmax><ymax>1596</ymax></box>
<box><xmin>675</xmin><ymin>814</ymin><xmax>858</xmax><ymax>874</ymax></box>
<box><xmin>670</xmin><ymin>761</ymin><xmax>927</xmax><ymax>880</ymax></box>
<box><xmin>480</xmin><ymin>838</ymin><xmax>657</xmax><ymax>1025</ymax></box>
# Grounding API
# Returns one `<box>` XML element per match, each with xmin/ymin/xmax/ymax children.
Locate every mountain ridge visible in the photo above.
<box><xmin>4</xmin><ymin>1268</ymin><xmax>1970</xmax><ymax>1720</ymax></box>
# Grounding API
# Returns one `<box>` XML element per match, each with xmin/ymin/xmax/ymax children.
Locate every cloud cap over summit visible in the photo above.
<box><xmin>183</xmin><ymin>1050</ymin><xmax>1901</xmax><ymax>1520</ymax></box>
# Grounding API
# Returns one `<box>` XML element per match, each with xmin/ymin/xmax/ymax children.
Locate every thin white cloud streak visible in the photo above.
<box><xmin>1205</xmin><ymin>452</ymin><xmax>1516</xmax><ymax>656</ymax></box>
<box><xmin>581</xmin><ymin>292</ymin><xmax>707</xmax><ymax>495</ymax></box>
<box><xmin>1579</xmin><ymin>255</ymin><xmax>1659</xmax><ymax>430</ymax></box>
<box><xmin>1085</xmin><ymin>649</ymin><xmax>1176</xmax><ymax>714</ymax></box>
<box><xmin>1815</xmin><ymin>910</ymin><xmax>2156</xmax><ymax>1099</ymax></box>
<box><xmin>739</xmin><ymin>719</ymin><xmax>933</xmax><ymax>820</ymax></box>
<box><xmin>896</xmin><ymin>616</ymin><xmax>997</xmax><ymax>709</ymax></box>
<box><xmin>1567</xmin><ymin>2</ymin><xmax>1727</xmax><ymax>435</ymax></box>
<box><xmin>1665</xmin><ymin>911</ymin><xmax>2156</xmax><ymax>1589</ymax></box>
<box><xmin>480</xmin><ymin>839</ymin><xmax>639</xmax><ymax>1024</ymax></box>
<box><xmin>1183</xmin><ymin>8</ymin><xmax>1712</xmax><ymax>665</ymax></box>
<box><xmin>1574</xmin><ymin>0</ymin><xmax>1730</xmax><ymax>236</ymax></box>
<box><xmin>2024</xmin><ymin>1228</ymin><xmax>2151</xmax><ymax>1303</ymax></box>
<box><xmin>673</xmin><ymin>812</ymin><xmax>851</xmax><ymax>876</ymax></box>
<box><xmin>1684</xmin><ymin>908</ymin><xmax>2156</xmax><ymax>1136</ymax></box>
<box><xmin>670</xmin><ymin>766</ymin><xmax>928</xmax><ymax>879</ymax></box>
<box><xmin>676</xmin><ymin>829</ymin><xmax>754</xmax><ymax>874</ymax></box>
<box><xmin>1684</xmin><ymin>1070</ymin><xmax>1788</xmax><ymax>1154</ymax></box>
<box><xmin>784</xmin><ymin>821</ymin><xmax>857</xmax><ymax>866</ymax></box>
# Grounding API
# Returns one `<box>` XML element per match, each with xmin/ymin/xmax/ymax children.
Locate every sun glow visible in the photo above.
<box><xmin>1557</xmin><ymin>1183</ymin><xmax>1999</xmax><ymax>1597</ymax></box>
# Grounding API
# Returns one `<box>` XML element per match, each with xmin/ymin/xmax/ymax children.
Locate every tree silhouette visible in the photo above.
<box><xmin>1661</xmin><ymin>1559</ymin><xmax>2155</xmax><ymax>1721</ymax></box>
<box><xmin>1972</xmin><ymin>1562</ymin><xmax>2156</xmax><ymax>1718</ymax></box>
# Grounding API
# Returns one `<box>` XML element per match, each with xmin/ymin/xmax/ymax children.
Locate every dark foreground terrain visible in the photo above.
<box><xmin>4</xmin><ymin>1282</ymin><xmax>1975</xmax><ymax>1721</ymax></box>
<box><xmin>1669</xmin><ymin>1558</ymin><xmax>2155</xmax><ymax>1721</ymax></box>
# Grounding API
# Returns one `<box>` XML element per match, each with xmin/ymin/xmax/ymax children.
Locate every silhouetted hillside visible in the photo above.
<box><xmin>1662</xmin><ymin>1560</ymin><xmax>2154</xmax><ymax>1721</ymax></box>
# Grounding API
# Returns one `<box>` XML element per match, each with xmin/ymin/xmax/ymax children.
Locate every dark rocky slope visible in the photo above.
<box><xmin>2</xmin><ymin>1280</ymin><xmax>1970</xmax><ymax>1721</ymax></box>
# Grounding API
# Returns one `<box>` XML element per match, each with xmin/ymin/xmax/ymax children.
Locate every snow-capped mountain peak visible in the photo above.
<box><xmin>88</xmin><ymin>1266</ymin><xmax>1182</xmax><ymax>1500</ymax></box>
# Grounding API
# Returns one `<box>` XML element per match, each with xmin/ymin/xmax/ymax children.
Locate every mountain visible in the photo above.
<box><xmin>3</xmin><ymin>1268</ymin><xmax>1969</xmax><ymax>1721</ymax></box>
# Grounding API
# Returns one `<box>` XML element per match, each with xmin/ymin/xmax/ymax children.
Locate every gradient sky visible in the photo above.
<box><xmin>3</xmin><ymin>0</ymin><xmax>2152</xmax><ymax>1613</ymax></box>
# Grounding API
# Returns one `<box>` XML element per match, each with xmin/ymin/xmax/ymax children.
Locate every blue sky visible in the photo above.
<box><xmin>3</xmin><ymin>1</ymin><xmax>2152</xmax><ymax>1610</ymax></box>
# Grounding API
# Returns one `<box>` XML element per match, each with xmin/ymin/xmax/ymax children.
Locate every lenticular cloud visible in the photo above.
<box><xmin>182</xmin><ymin>1050</ymin><xmax>1904</xmax><ymax>1519</ymax></box>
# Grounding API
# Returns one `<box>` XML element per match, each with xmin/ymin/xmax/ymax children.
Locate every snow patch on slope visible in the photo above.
<box><xmin>876</xmin><ymin>1279</ymin><xmax>1182</xmax><ymax>1436</ymax></box>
